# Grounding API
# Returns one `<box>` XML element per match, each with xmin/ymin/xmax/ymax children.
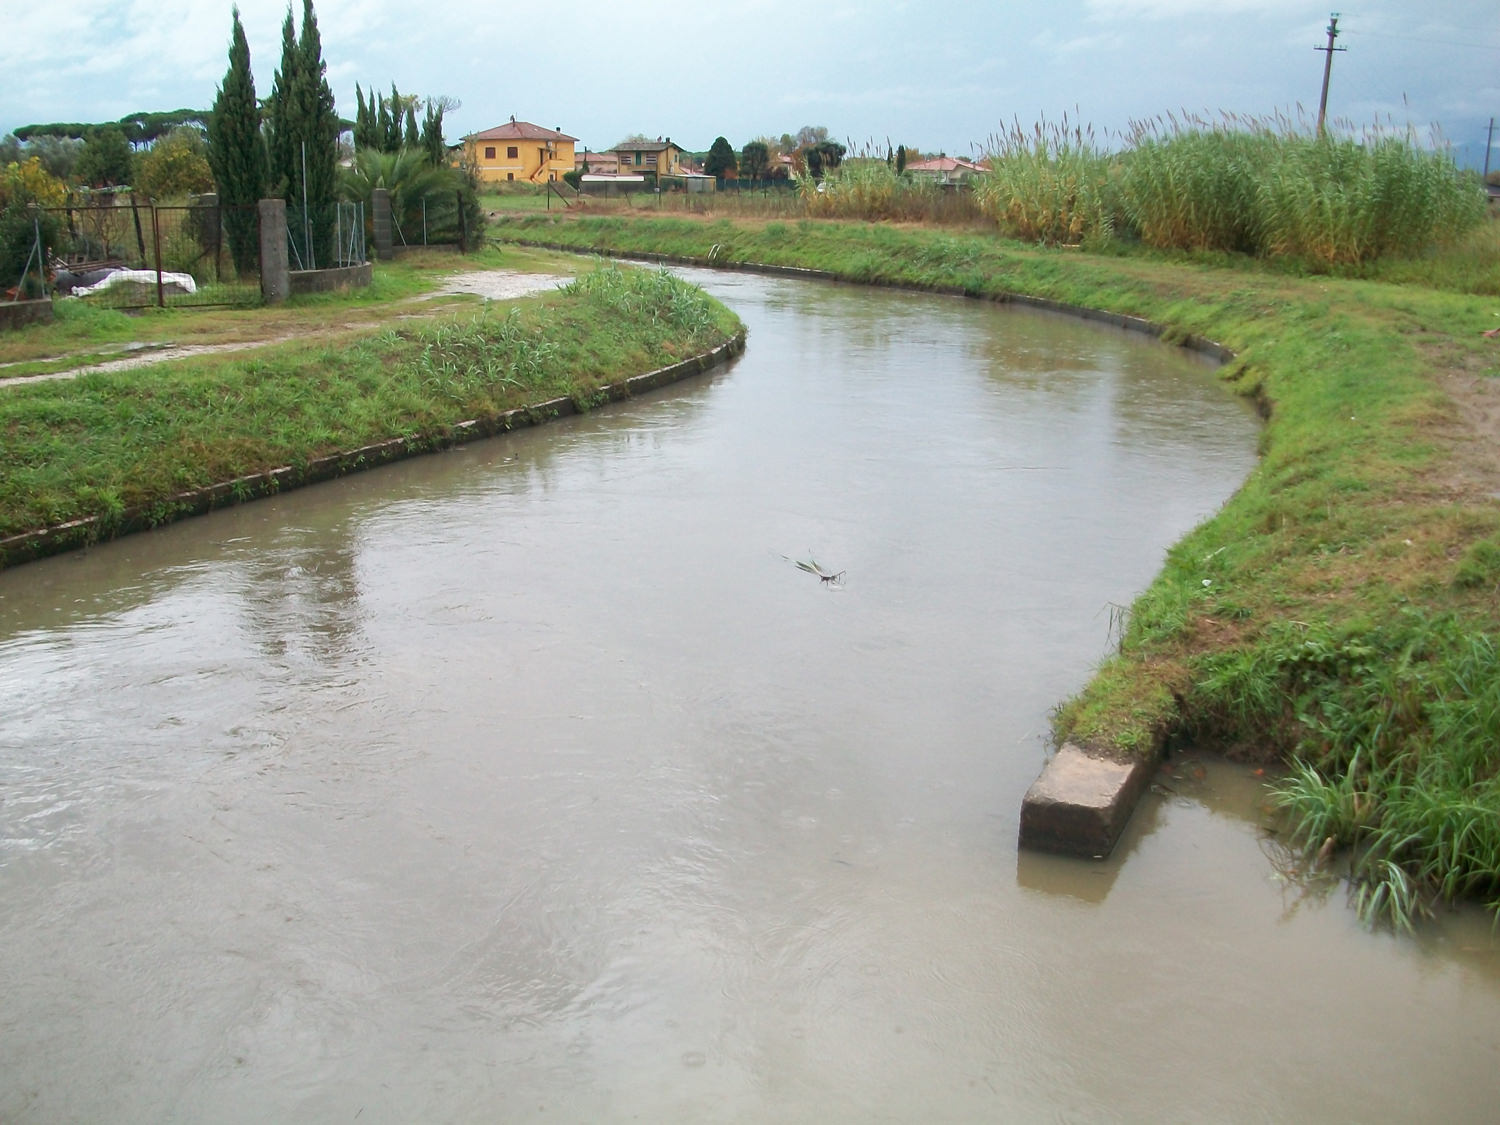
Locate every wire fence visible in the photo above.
<box><xmin>390</xmin><ymin>192</ymin><xmax>467</xmax><ymax>249</ymax></box>
<box><xmin>36</xmin><ymin>198</ymin><xmax>262</xmax><ymax>309</ymax></box>
<box><xmin>286</xmin><ymin>201</ymin><xmax>367</xmax><ymax>271</ymax></box>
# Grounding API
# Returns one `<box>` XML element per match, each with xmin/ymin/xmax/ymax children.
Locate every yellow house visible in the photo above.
<box><xmin>611</xmin><ymin>138</ymin><xmax>686</xmax><ymax>180</ymax></box>
<box><xmin>465</xmin><ymin>118</ymin><xmax>577</xmax><ymax>185</ymax></box>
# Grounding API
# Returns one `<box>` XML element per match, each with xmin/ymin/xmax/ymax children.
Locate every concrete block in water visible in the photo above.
<box><xmin>1018</xmin><ymin>743</ymin><xmax>1155</xmax><ymax>859</ymax></box>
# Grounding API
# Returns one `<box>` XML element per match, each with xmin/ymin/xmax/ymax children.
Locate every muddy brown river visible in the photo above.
<box><xmin>2</xmin><ymin>270</ymin><xmax>1497</xmax><ymax>1121</ymax></box>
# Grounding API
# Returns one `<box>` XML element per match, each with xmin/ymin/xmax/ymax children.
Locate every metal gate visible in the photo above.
<box><xmin>40</xmin><ymin>198</ymin><xmax>262</xmax><ymax>310</ymax></box>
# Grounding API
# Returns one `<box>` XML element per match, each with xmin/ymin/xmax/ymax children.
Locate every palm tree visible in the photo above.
<box><xmin>341</xmin><ymin>147</ymin><xmax>459</xmax><ymax>245</ymax></box>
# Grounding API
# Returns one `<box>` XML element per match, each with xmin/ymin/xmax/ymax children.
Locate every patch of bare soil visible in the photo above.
<box><xmin>6</xmin><ymin>339</ymin><xmax>290</xmax><ymax>386</ymax></box>
<box><xmin>1425</xmin><ymin>341</ymin><xmax>1500</xmax><ymax>503</ymax></box>
<box><xmin>425</xmin><ymin>271</ymin><xmax>569</xmax><ymax>301</ymax></box>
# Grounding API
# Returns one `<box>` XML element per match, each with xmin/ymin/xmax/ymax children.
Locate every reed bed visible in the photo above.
<box><xmin>795</xmin><ymin>150</ymin><xmax>984</xmax><ymax>225</ymax></box>
<box><xmin>1253</xmin><ymin>132</ymin><xmax>1487</xmax><ymax>264</ymax></box>
<box><xmin>1115</xmin><ymin>125</ymin><xmax>1272</xmax><ymax>253</ymax></box>
<box><xmin>973</xmin><ymin>111</ymin><xmax>1488</xmax><ymax>265</ymax></box>
<box><xmin>973</xmin><ymin>115</ymin><xmax>1118</xmax><ymax>245</ymax></box>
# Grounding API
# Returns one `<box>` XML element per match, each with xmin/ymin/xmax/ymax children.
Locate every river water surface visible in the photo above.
<box><xmin>2</xmin><ymin>270</ymin><xmax>1497</xmax><ymax>1122</ymax></box>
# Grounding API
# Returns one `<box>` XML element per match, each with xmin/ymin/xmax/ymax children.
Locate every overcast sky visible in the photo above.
<box><xmin>3</xmin><ymin>0</ymin><xmax>1497</xmax><ymax>164</ymax></box>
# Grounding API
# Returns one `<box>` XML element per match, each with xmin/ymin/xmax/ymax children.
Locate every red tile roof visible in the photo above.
<box><xmin>614</xmin><ymin>139</ymin><xmax>680</xmax><ymax>153</ymax></box>
<box><xmin>906</xmin><ymin>156</ymin><xmax>989</xmax><ymax>173</ymax></box>
<box><xmin>468</xmin><ymin>120</ymin><xmax>577</xmax><ymax>143</ymax></box>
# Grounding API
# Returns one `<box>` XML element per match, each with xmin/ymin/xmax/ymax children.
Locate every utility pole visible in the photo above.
<box><xmin>1315</xmin><ymin>13</ymin><xmax>1346</xmax><ymax>135</ymax></box>
<box><xmin>1485</xmin><ymin>117</ymin><xmax>1495</xmax><ymax>181</ymax></box>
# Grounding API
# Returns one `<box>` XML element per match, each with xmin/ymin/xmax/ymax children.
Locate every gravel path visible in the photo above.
<box><xmin>427</xmin><ymin>270</ymin><xmax>569</xmax><ymax>301</ymax></box>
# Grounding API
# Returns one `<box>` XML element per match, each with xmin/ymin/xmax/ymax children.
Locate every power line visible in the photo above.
<box><xmin>1349</xmin><ymin>29</ymin><xmax>1500</xmax><ymax>52</ymax></box>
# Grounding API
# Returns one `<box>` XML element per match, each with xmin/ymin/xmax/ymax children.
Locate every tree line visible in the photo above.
<box><xmin>700</xmin><ymin>128</ymin><xmax>849</xmax><ymax>185</ymax></box>
<box><xmin>207</xmin><ymin>2</ymin><xmax>476</xmax><ymax>271</ymax></box>
<box><xmin>3</xmin><ymin>0</ymin><xmax>475</xmax><ymax>285</ymax></box>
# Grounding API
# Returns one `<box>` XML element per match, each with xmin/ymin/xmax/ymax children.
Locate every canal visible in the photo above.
<box><xmin>1</xmin><ymin>269</ymin><xmax>1496</xmax><ymax>1121</ymax></box>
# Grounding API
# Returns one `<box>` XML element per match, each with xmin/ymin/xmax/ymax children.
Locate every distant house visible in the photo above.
<box><xmin>464</xmin><ymin>118</ymin><xmax>577</xmax><ymax>185</ymax></box>
<box><xmin>611</xmin><ymin>137</ymin><xmax>686</xmax><ymax>180</ymax></box>
<box><xmin>574</xmin><ymin>148</ymin><xmax>620</xmax><ymax>176</ymax></box>
<box><xmin>906</xmin><ymin>156</ymin><xmax>989</xmax><ymax>185</ymax></box>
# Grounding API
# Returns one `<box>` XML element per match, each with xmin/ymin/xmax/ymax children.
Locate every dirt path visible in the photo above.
<box><xmin>2</xmin><ymin>269</ymin><xmax>571</xmax><ymax>388</ymax></box>
<box><xmin>1433</xmin><ymin>361</ymin><xmax>1500</xmax><ymax>503</ymax></box>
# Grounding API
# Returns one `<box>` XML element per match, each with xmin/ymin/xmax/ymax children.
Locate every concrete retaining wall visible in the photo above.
<box><xmin>0</xmin><ymin>299</ymin><xmax>54</xmax><ymax>332</ymax></box>
<box><xmin>289</xmin><ymin>263</ymin><xmax>373</xmax><ymax>296</ymax></box>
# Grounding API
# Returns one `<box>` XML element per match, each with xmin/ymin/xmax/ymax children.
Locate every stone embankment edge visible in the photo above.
<box><xmin>505</xmin><ymin>237</ymin><xmax>1231</xmax><ymax>859</ymax></box>
<box><xmin>0</xmin><ymin>329</ymin><xmax>746</xmax><ymax>571</ymax></box>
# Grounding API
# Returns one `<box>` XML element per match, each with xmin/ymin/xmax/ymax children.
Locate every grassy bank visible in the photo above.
<box><xmin>0</xmin><ymin>261</ymin><xmax>741</xmax><ymax>546</ymax></box>
<box><xmin>0</xmin><ymin>246</ymin><xmax>581</xmax><ymax>378</ymax></box>
<box><xmin>488</xmin><ymin>211</ymin><xmax>1500</xmax><ymax>926</ymax></box>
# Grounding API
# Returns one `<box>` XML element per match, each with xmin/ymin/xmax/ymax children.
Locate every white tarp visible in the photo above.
<box><xmin>73</xmin><ymin>269</ymin><xmax>198</xmax><ymax>296</ymax></box>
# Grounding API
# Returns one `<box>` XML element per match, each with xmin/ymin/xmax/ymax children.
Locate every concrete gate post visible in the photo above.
<box><xmin>371</xmin><ymin>188</ymin><xmax>394</xmax><ymax>261</ymax></box>
<box><xmin>258</xmin><ymin>198</ymin><xmax>290</xmax><ymax>304</ymax></box>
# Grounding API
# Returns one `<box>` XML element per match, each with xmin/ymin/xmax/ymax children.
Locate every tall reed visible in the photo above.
<box><xmin>974</xmin><ymin>115</ymin><xmax>1116</xmax><ymax>245</ymax></box>
<box><xmin>974</xmin><ymin>110</ymin><xmax>1488</xmax><ymax>264</ymax></box>
<box><xmin>793</xmin><ymin>142</ymin><xmax>984</xmax><ymax>224</ymax></box>
<box><xmin>1116</xmin><ymin>117</ymin><xmax>1274</xmax><ymax>253</ymax></box>
<box><xmin>1255</xmin><ymin>132</ymin><xmax>1487</xmax><ymax>265</ymax></box>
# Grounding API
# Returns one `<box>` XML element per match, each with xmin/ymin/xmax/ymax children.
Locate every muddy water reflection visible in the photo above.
<box><xmin>2</xmin><ymin>271</ymin><xmax>1497</xmax><ymax>1122</ymax></box>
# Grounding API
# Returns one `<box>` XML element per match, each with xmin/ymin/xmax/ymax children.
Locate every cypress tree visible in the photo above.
<box><xmin>354</xmin><ymin>84</ymin><xmax>374</xmax><ymax>152</ymax></box>
<box><xmin>265</xmin><ymin>6</ymin><xmax>300</xmax><ymax>199</ymax></box>
<box><xmin>294</xmin><ymin>0</ymin><xmax>340</xmax><ymax>265</ymax></box>
<box><xmin>266</xmin><ymin>1</ymin><xmax>339</xmax><ymax>265</ymax></box>
<box><xmin>385</xmin><ymin>84</ymin><xmax>403</xmax><ymax>151</ymax></box>
<box><xmin>376</xmin><ymin>96</ymin><xmax>392</xmax><ymax>155</ymax></box>
<box><xmin>403</xmin><ymin>104</ymin><xmax>419</xmax><ymax>151</ymax></box>
<box><xmin>421</xmin><ymin>102</ymin><xmax>445</xmax><ymax>167</ymax></box>
<box><xmin>206</xmin><ymin>6</ymin><xmax>266</xmax><ymax>274</ymax></box>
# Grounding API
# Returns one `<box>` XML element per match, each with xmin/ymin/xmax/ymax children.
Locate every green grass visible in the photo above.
<box><xmin>0</xmin><ymin>262</ymin><xmax>740</xmax><ymax>543</ymax></box>
<box><xmin>0</xmin><ymin>245</ymin><xmax>583</xmax><ymax>370</ymax></box>
<box><xmin>479</xmin><ymin>187</ymin><xmax>565</xmax><ymax>213</ymax></box>
<box><xmin>486</xmin><ymin>210</ymin><xmax>1500</xmax><ymax>929</ymax></box>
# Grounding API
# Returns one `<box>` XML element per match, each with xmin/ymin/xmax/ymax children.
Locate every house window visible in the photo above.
<box><xmin>507</xmin><ymin>173</ymin><xmax>514</xmax><ymax>181</ymax></box>
<box><xmin>549</xmin><ymin>172</ymin><xmax>556</xmax><ymax>182</ymax></box>
<box><xmin>507</xmin><ymin>146</ymin><xmax>518</xmax><ymax>159</ymax></box>
<box><xmin>485</xmin><ymin>146</ymin><xmax>495</xmax><ymax>159</ymax></box>
<box><xmin>634</xmin><ymin>152</ymin><xmax>642</xmax><ymax>165</ymax></box>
